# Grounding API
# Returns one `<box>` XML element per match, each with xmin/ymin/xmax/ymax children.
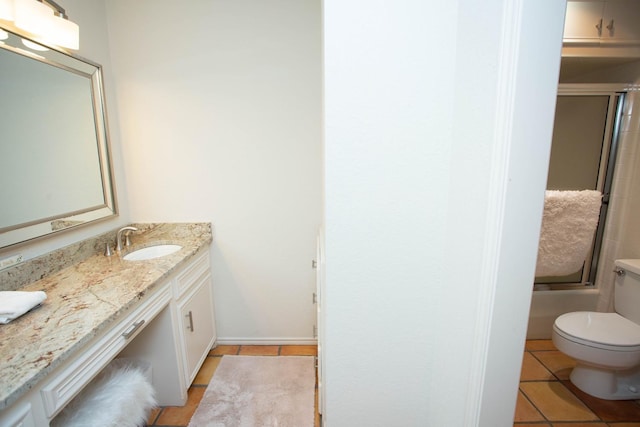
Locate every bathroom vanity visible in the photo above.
<box><xmin>0</xmin><ymin>223</ymin><xmax>215</xmax><ymax>427</ymax></box>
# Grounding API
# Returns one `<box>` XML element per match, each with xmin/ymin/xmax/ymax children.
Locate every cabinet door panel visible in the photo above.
<box><xmin>179</xmin><ymin>275</ymin><xmax>215</xmax><ymax>384</ymax></box>
<box><xmin>603</xmin><ymin>0</ymin><xmax>640</xmax><ymax>41</ymax></box>
<box><xmin>564</xmin><ymin>1</ymin><xmax>605</xmax><ymax>40</ymax></box>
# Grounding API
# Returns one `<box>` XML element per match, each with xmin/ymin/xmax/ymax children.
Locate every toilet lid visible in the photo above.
<box><xmin>555</xmin><ymin>312</ymin><xmax>640</xmax><ymax>347</ymax></box>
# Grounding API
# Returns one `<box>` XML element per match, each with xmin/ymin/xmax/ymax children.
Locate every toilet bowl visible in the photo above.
<box><xmin>551</xmin><ymin>259</ymin><xmax>640</xmax><ymax>400</ymax></box>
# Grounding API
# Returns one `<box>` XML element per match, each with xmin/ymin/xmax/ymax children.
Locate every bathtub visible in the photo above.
<box><xmin>526</xmin><ymin>288</ymin><xmax>600</xmax><ymax>339</ymax></box>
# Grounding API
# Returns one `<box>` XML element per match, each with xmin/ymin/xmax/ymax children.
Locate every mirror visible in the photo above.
<box><xmin>0</xmin><ymin>26</ymin><xmax>117</xmax><ymax>249</ymax></box>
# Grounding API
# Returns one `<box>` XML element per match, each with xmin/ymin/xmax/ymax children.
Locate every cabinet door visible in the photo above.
<box><xmin>602</xmin><ymin>0</ymin><xmax>640</xmax><ymax>42</ymax></box>
<box><xmin>315</xmin><ymin>229</ymin><xmax>325</xmax><ymax>416</ymax></box>
<box><xmin>564</xmin><ymin>1</ymin><xmax>606</xmax><ymax>40</ymax></box>
<box><xmin>179</xmin><ymin>275</ymin><xmax>216</xmax><ymax>385</ymax></box>
<box><xmin>0</xmin><ymin>402</ymin><xmax>35</xmax><ymax>427</ymax></box>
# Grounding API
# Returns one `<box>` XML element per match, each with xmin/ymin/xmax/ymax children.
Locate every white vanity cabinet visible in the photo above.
<box><xmin>173</xmin><ymin>249</ymin><xmax>217</xmax><ymax>386</ymax></box>
<box><xmin>0</xmin><ymin>244</ymin><xmax>216</xmax><ymax>427</ymax></box>
<box><xmin>1</xmin><ymin>402</ymin><xmax>36</xmax><ymax>427</ymax></box>
<box><xmin>316</xmin><ymin>229</ymin><xmax>325</xmax><ymax>418</ymax></box>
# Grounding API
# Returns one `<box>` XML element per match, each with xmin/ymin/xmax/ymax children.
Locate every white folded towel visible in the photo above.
<box><xmin>0</xmin><ymin>291</ymin><xmax>47</xmax><ymax>324</ymax></box>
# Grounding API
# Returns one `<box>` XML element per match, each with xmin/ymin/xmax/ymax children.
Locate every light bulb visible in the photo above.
<box><xmin>0</xmin><ymin>0</ymin><xmax>14</xmax><ymax>21</ymax></box>
<box><xmin>22</xmin><ymin>37</ymin><xmax>48</xmax><ymax>51</ymax></box>
<box><xmin>47</xmin><ymin>13</ymin><xmax>78</xmax><ymax>50</ymax></box>
<box><xmin>14</xmin><ymin>0</ymin><xmax>53</xmax><ymax>38</ymax></box>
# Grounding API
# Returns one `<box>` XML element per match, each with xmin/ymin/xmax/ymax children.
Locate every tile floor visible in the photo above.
<box><xmin>515</xmin><ymin>339</ymin><xmax>640</xmax><ymax>426</ymax></box>
<box><xmin>147</xmin><ymin>340</ymin><xmax>640</xmax><ymax>426</ymax></box>
<box><xmin>145</xmin><ymin>344</ymin><xmax>320</xmax><ymax>427</ymax></box>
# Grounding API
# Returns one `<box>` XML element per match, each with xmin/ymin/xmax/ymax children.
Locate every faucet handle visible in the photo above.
<box><xmin>104</xmin><ymin>243</ymin><xmax>114</xmax><ymax>257</ymax></box>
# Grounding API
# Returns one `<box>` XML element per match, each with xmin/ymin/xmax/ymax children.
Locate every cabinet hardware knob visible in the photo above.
<box><xmin>122</xmin><ymin>319</ymin><xmax>145</xmax><ymax>339</ymax></box>
<box><xmin>606</xmin><ymin>19</ymin><xmax>614</xmax><ymax>35</ymax></box>
<box><xmin>186</xmin><ymin>310</ymin><xmax>194</xmax><ymax>332</ymax></box>
<box><xmin>595</xmin><ymin>18</ymin><xmax>603</xmax><ymax>35</ymax></box>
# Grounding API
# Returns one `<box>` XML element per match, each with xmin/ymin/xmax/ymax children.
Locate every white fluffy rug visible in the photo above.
<box><xmin>188</xmin><ymin>355</ymin><xmax>315</xmax><ymax>427</ymax></box>
<box><xmin>52</xmin><ymin>358</ymin><xmax>156</xmax><ymax>427</ymax></box>
<box><xmin>536</xmin><ymin>190</ymin><xmax>602</xmax><ymax>277</ymax></box>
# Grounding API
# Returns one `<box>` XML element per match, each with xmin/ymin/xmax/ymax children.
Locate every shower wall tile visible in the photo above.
<box><xmin>585</xmin><ymin>89</ymin><xmax>640</xmax><ymax>312</ymax></box>
<box><xmin>621</xmin><ymin>115</ymin><xmax>633</xmax><ymax>133</ymax></box>
<box><xmin>622</xmin><ymin>93</ymin><xmax>635</xmax><ymax>116</ymax></box>
<box><xmin>628</xmin><ymin>112</ymin><xmax>640</xmax><ymax>132</ymax></box>
<box><xmin>595</xmin><ymin>240</ymin><xmax>616</xmax><ymax>312</ymax></box>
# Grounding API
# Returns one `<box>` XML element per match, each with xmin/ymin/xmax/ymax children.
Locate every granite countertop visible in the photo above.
<box><xmin>0</xmin><ymin>223</ymin><xmax>212</xmax><ymax>410</ymax></box>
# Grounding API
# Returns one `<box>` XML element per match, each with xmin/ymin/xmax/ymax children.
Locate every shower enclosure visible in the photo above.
<box><xmin>527</xmin><ymin>83</ymin><xmax>629</xmax><ymax>339</ymax></box>
<box><xmin>535</xmin><ymin>85</ymin><xmax>625</xmax><ymax>289</ymax></box>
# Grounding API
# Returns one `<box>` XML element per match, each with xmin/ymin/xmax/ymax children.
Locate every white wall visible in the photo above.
<box><xmin>0</xmin><ymin>0</ymin><xmax>129</xmax><ymax>261</ymax></box>
<box><xmin>105</xmin><ymin>0</ymin><xmax>322</xmax><ymax>342</ymax></box>
<box><xmin>323</xmin><ymin>0</ymin><xmax>565</xmax><ymax>425</ymax></box>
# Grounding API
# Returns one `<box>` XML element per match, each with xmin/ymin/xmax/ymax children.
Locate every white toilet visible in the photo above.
<box><xmin>552</xmin><ymin>259</ymin><xmax>640</xmax><ymax>400</ymax></box>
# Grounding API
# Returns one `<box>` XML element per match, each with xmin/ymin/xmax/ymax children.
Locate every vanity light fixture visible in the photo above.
<box><xmin>0</xmin><ymin>0</ymin><xmax>13</xmax><ymax>21</ymax></box>
<box><xmin>1</xmin><ymin>0</ymin><xmax>78</xmax><ymax>50</ymax></box>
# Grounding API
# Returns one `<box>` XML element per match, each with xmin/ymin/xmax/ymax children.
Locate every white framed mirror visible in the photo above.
<box><xmin>0</xmin><ymin>25</ymin><xmax>117</xmax><ymax>249</ymax></box>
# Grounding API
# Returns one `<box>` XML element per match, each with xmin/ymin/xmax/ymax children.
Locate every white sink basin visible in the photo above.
<box><xmin>123</xmin><ymin>244</ymin><xmax>182</xmax><ymax>261</ymax></box>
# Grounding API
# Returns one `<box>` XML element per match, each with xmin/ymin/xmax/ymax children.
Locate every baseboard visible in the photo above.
<box><xmin>215</xmin><ymin>337</ymin><xmax>318</xmax><ymax>346</ymax></box>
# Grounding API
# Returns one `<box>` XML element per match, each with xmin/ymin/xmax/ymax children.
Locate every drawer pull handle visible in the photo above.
<box><xmin>122</xmin><ymin>319</ymin><xmax>145</xmax><ymax>339</ymax></box>
<box><xmin>186</xmin><ymin>311</ymin><xmax>194</xmax><ymax>332</ymax></box>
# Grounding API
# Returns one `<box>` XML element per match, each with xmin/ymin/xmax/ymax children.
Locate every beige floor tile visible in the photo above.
<box><xmin>514</xmin><ymin>390</ymin><xmax>546</xmax><ymax>423</ymax></box>
<box><xmin>533</xmin><ymin>350</ymin><xmax>576</xmax><ymax>380</ymax></box>
<box><xmin>521</xmin><ymin>352</ymin><xmax>554</xmax><ymax>381</ymax></box>
<box><xmin>239</xmin><ymin>345</ymin><xmax>280</xmax><ymax>356</ymax></box>
<box><xmin>562</xmin><ymin>379</ymin><xmax>640</xmax><ymax>422</ymax></box>
<box><xmin>155</xmin><ymin>387</ymin><xmax>205</xmax><ymax>426</ymax></box>
<box><xmin>209</xmin><ymin>345</ymin><xmax>239</xmax><ymax>356</ymax></box>
<box><xmin>525</xmin><ymin>340</ymin><xmax>557</xmax><ymax>351</ymax></box>
<box><xmin>147</xmin><ymin>407</ymin><xmax>161</xmax><ymax>425</ymax></box>
<box><xmin>550</xmin><ymin>423</ymin><xmax>607</xmax><ymax>427</ymax></box>
<box><xmin>281</xmin><ymin>345</ymin><xmax>318</xmax><ymax>356</ymax></box>
<box><xmin>520</xmin><ymin>381</ymin><xmax>598</xmax><ymax>422</ymax></box>
<box><xmin>192</xmin><ymin>356</ymin><xmax>221</xmax><ymax>386</ymax></box>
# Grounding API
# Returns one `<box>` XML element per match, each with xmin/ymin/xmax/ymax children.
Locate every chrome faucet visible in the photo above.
<box><xmin>116</xmin><ymin>226</ymin><xmax>138</xmax><ymax>251</ymax></box>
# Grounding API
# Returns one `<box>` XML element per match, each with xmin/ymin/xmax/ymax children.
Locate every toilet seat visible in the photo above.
<box><xmin>554</xmin><ymin>311</ymin><xmax>640</xmax><ymax>351</ymax></box>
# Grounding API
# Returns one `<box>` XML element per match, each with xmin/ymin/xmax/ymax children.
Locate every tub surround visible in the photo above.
<box><xmin>0</xmin><ymin>222</ymin><xmax>212</xmax><ymax>411</ymax></box>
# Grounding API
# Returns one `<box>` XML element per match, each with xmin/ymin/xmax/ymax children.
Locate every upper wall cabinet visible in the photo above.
<box><xmin>564</xmin><ymin>0</ymin><xmax>640</xmax><ymax>46</ymax></box>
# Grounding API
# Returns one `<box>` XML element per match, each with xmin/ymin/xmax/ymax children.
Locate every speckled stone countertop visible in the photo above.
<box><xmin>0</xmin><ymin>222</ymin><xmax>212</xmax><ymax>410</ymax></box>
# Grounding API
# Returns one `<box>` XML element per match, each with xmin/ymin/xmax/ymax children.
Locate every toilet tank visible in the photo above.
<box><xmin>615</xmin><ymin>259</ymin><xmax>640</xmax><ymax>324</ymax></box>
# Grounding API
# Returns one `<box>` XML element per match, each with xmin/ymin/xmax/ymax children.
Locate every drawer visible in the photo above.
<box><xmin>175</xmin><ymin>249</ymin><xmax>210</xmax><ymax>297</ymax></box>
<box><xmin>40</xmin><ymin>284</ymin><xmax>171</xmax><ymax>419</ymax></box>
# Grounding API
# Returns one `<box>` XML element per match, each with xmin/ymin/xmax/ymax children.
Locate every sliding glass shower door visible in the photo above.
<box><xmin>535</xmin><ymin>88</ymin><xmax>625</xmax><ymax>288</ymax></box>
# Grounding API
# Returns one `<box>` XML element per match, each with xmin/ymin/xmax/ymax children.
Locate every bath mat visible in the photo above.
<box><xmin>536</xmin><ymin>189</ymin><xmax>602</xmax><ymax>277</ymax></box>
<box><xmin>188</xmin><ymin>355</ymin><xmax>315</xmax><ymax>427</ymax></box>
